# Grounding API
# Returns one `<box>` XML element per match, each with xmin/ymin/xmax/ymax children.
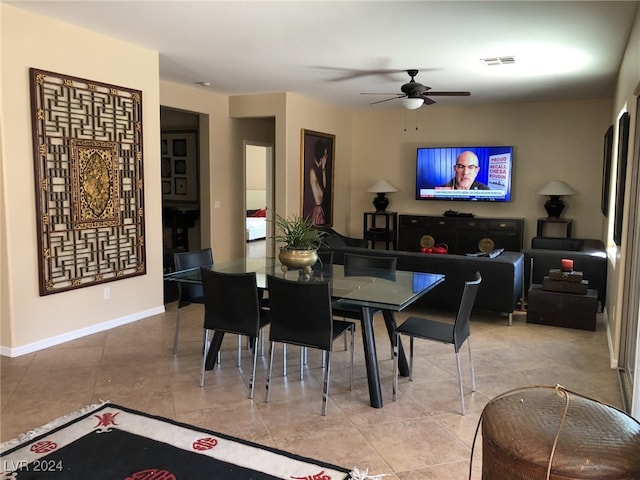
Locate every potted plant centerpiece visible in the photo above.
<box><xmin>273</xmin><ymin>213</ymin><xmax>326</xmax><ymax>273</ymax></box>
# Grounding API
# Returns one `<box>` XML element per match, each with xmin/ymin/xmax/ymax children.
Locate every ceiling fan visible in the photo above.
<box><xmin>361</xmin><ymin>69</ymin><xmax>471</xmax><ymax>109</ymax></box>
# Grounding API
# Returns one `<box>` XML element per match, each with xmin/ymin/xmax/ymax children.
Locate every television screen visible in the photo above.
<box><xmin>415</xmin><ymin>146</ymin><xmax>513</xmax><ymax>202</ymax></box>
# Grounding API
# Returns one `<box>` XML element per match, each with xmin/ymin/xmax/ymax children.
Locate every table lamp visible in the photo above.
<box><xmin>366</xmin><ymin>180</ymin><xmax>399</xmax><ymax>212</ymax></box>
<box><xmin>536</xmin><ymin>180</ymin><xmax>576</xmax><ymax>218</ymax></box>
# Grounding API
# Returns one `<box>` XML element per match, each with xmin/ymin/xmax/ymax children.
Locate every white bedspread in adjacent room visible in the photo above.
<box><xmin>246</xmin><ymin>217</ymin><xmax>266</xmax><ymax>241</ymax></box>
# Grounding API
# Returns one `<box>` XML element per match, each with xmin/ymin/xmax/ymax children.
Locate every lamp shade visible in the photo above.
<box><xmin>536</xmin><ymin>180</ymin><xmax>576</xmax><ymax>196</ymax></box>
<box><xmin>366</xmin><ymin>180</ymin><xmax>399</xmax><ymax>193</ymax></box>
<box><xmin>536</xmin><ymin>180</ymin><xmax>576</xmax><ymax>218</ymax></box>
<box><xmin>366</xmin><ymin>180</ymin><xmax>399</xmax><ymax>212</ymax></box>
<box><xmin>400</xmin><ymin>97</ymin><xmax>424</xmax><ymax>110</ymax></box>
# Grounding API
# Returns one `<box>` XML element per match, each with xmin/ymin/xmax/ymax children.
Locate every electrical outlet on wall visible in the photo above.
<box><xmin>104</xmin><ymin>287</ymin><xmax>111</xmax><ymax>300</ymax></box>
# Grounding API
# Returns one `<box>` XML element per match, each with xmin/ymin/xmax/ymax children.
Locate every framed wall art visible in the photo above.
<box><xmin>30</xmin><ymin>68</ymin><xmax>146</xmax><ymax>295</ymax></box>
<box><xmin>601</xmin><ymin>125</ymin><xmax>614</xmax><ymax>217</ymax></box>
<box><xmin>161</xmin><ymin>130</ymin><xmax>199</xmax><ymax>203</ymax></box>
<box><xmin>300</xmin><ymin>129</ymin><xmax>335</xmax><ymax>227</ymax></box>
<box><xmin>614</xmin><ymin>112</ymin><xmax>630</xmax><ymax>246</ymax></box>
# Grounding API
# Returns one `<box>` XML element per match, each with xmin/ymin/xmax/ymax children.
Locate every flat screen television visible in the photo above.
<box><xmin>415</xmin><ymin>145</ymin><xmax>514</xmax><ymax>202</ymax></box>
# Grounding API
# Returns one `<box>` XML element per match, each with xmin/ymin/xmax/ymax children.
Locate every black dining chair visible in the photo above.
<box><xmin>392</xmin><ymin>271</ymin><xmax>482</xmax><ymax>415</ymax></box>
<box><xmin>343</xmin><ymin>252</ymin><xmax>397</xmax><ymax>280</ymax></box>
<box><xmin>334</xmin><ymin>253</ymin><xmax>397</xmax><ymax>320</ymax></box>
<box><xmin>335</xmin><ymin>253</ymin><xmax>398</xmax><ymax>356</ymax></box>
<box><xmin>173</xmin><ymin>248</ymin><xmax>213</xmax><ymax>355</ymax></box>
<box><xmin>200</xmin><ymin>269</ymin><xmax>270</xmax><ymax>398</ymax></box>
<box><xmin>265</xmin><ymin>274</ymin><xmax>354</xmax><ymax>415</ymax></box>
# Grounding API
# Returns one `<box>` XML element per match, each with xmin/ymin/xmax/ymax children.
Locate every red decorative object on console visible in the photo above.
<box><xmin>561</xmin><ymin>258</ymin><xmax>574</xmax><ymax>272</ymax></box>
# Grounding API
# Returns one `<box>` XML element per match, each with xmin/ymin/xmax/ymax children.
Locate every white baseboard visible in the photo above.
<box><xmin>0</xmin><ymin>306</ymin><xmax>166</xmax><ymax>358</ymax></box>
<box><xmin>603</xmin><ymin>306</ymin><xmax>619</xmax><ymax>369</ymax></box>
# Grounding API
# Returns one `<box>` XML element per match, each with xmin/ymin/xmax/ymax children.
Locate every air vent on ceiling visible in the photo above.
<box><xmin>480</xmin><ymin>56</ymin><xmax>516</xmax><ymax>66</ymax></box>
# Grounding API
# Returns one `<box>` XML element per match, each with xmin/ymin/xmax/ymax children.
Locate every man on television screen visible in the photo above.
<box><xmin>440</xmin><ymin>151</ymin><xmax>490</xmax><ymax>190</ymax></box>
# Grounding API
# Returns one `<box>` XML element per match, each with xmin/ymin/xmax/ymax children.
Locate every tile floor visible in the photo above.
<box><xmin>0</xmin><ymin>302</ymin><xmax>622</xmax><ymax>479</ymax></box>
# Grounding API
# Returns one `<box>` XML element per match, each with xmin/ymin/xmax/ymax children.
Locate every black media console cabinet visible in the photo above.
<box><xmin>398</xmin><ymin>214</ymin><xmax>524</xmax><ymax>254</ymax></box>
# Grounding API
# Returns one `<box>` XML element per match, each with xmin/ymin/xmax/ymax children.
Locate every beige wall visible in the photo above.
<box><xmin>229</xmin><ymin>92</ymin><xmax>354</xmax><ymax>237</ymax></box>
<box><xmin>246</xmin><ymin>146</ymin><xmax>268</xmax><ymax>192</ymax></box>
<box><xmin>350</xmin><ymin>99</ymin><xmax>611</xmax><ymax>243</ymax></box>
<box><xmin>0</xmin><ymin>5</ymin><xmax>164</xmax><ymax>353</ymax></box>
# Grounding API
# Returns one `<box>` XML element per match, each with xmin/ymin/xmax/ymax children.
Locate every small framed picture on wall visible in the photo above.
<box><xmin>161</xmin><ymin>130</ymin><xmax>199</xmax><ymax>203</ymax></box>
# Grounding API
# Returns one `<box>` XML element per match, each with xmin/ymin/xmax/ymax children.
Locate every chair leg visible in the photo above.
<box><xmin>266</xmin><ymin>341</ymin><xmax>275</xmax><ymax>403</ymax></box>
<box><xmin>300</xmin><ymin>347</ymin><xmax>304</xmax><ymax>380</ymax></box>
<box><xmin>455</xmin><ymin>351</ymin><xmax>466</xmax><ymax>416</ymax></box>
<box><xmin>249</xmin><ymin>336</ymin><xmax>258</xmax><ymax>399</ymax></box>
<box><xmin>200</xmin><ymin>329</ymin><xmax>211</xmax><ymax>387</ymax></box>
<box><xmin>349</xmin><ymin>326</ymin><xmax>354</xmax><ymax>391</ymax></box>
<box><xmin>467</xmin><ymin>338</ymin><xmax>476</xmax><ymax>392</ymax></box>
<box><xmin>409</xmin><ymin>336</ymin><xmax>414</xmax><ymax>381</ymax></box>
<box><xmin>237</xmin><ymin>335</ymin><xmax>242</xmax><ymax>366</ymax></box>
<box><xmin>173</xmin><ymin>308</ymin><xmax>182</xmax><ymax>355</ymax></box>
<box><xmin>392</xmin><ymin>332</ymin><xmax>399</xmax><ymax>401</ymax></box>
<box><xmin>283</xmin><ymin>343</ymin><xmax>287</xmax><ymax>376</ymax></box>
<box><xmin>322</xmin><ymin>350</ymin><xmax>331</xmax><ymax>416</ymax></box>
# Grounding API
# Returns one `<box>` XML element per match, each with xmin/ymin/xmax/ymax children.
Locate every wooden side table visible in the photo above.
<box><xmin>363</xmin><ymin>211</ymin><xmax>397</xmax><ymax>250</ymax></box>
<box><xmin>527</xmin><ymin>284</ymin><xmax>597</xmax><ymax>331</ymax></box>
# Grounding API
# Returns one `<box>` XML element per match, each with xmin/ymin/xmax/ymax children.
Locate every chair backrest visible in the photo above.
<box><xmin>317</xmin><ymin>250</ymin><xmax>334</xmax><ymax>266</ymax></box>
<box><xmin>173</xmin><ymin>248</ymin><xmax>213</xmax><ymax>305</ymax></box>
<box><xmin>313</xmin><ymin>250</ymin><xmax>334</xmax><ymax>278</ymax></box>
<box><xmin>344</xmin><ymin>253</ymin><xmax>397</xmax><ymax>280</ymax></box>
<box><xmin>266</xmin><ymin>275</ymin><xmax>333</xmax><ymax>351</ymax></box>
<box><xmin>453</xmin><ymin>271</ymin><xmax>482</xmax><ymax>352</ymax></box>
<box><xmin>201</xmin><ymin>268</ymin><xmax>262</xmax><ymax>337</ymax></box>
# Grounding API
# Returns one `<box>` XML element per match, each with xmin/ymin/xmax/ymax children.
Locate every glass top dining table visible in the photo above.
<box><xmin>164</xmin><ymin>257</ymin><xmax>445</xmax><ymax>408</ymax></box>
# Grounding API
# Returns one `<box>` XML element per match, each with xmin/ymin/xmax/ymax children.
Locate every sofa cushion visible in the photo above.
<box><xmin>531</xmin><ymin>237</ymin><xmax>583</xmax><ymax>251</ymax></box>
<box><xmin>323</xmin><ymin>233</ymin><xmax>347</xmax><ymax>248</ymax></box>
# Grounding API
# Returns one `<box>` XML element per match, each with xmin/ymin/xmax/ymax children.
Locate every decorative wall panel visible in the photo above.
<box><xmin>30</xmin><ymin>69</ymin><xmax>146</xmax><ymax>295</ymax></box>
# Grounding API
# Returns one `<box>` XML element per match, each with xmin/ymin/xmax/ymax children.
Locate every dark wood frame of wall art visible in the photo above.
<box><xmin>614</xmin><ymin>112</ymin><xmax>630</xmax><ymax>246</ymax></box>
<box><xmin>30</xmin><ymin>68</ymin><xmax>146</xmax><ymax>295</ymax></box>
<box><xmin>601</xmin><ymin>124</ymin><xmax>614</xmax><ymax>217</ymax></box>
<box><xmin>300</xmin><ymin>129</ymin><xmax>335</xmax><ymax>228</ymax></box>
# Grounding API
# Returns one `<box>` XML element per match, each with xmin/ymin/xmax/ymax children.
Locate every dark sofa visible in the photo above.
<box><xmin>316</xmin><ymin>227</ymin><xmax>369</xmax><ymax>248</ymax></box>
<box><xmin>522</xmin><ymin>237</ymin><xmax>607</xmax><ymax>307</ymax></box>
<box><xmin>320</xmin><ymin>244</ymin><xmax>524</xmax><ymax>325</ymax></box>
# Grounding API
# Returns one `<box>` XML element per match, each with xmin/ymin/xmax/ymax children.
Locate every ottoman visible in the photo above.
<box><xmin>527</xmin><ymin>284</ymin><xmax>598</xmax><ymax>331</ymax></box>
<box><xmin>481</xmin><ymin>387</ymin><xmax>640</xmax><ymax>479</ymax></box>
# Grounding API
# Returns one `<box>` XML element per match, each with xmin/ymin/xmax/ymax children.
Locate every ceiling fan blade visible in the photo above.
<box><xmin>369</xmin><ymin>95</ymin><xmax>406</xmax><ymax>105</ymax></box>
<box><xmin>423</xmin><ymin>91</ymin><xmax>471</xmax><ymax>97</ymax></box>
<box><xmin>418</xmin><ymin>95</ymin><xmax>437</xmax><ymax>106</ymax></box>
<box><xmin>360</xmin><ymin>93</ymin><xmax>403</xmax><ymax>96</ymax></box>
<box><xmin>314</xmin><ymin>66</ymin><xmax>440</xmax><ymax>82</ymax></box>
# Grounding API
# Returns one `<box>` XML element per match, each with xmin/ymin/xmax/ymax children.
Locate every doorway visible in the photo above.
<box><xmin>244</xmin><ymin>142</ymin><xmax>274</xmax><ymax>258</ymax></box>
<box><xmin>160</xmin><ymin>106</ymin><xmax>204</xmax><ymax>302</ymax></box>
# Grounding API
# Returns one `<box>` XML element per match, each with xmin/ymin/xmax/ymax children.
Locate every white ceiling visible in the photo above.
<box><xmin>7</xmin><ymin>1</ymin><xmax>639</xmax><ymax>109</ymax></box>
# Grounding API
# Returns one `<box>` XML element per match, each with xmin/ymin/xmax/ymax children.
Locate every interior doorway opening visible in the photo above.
<box><xmin>160</xmin><ymin>106</ymin><xmax>205</xmax><ymax>303</ymax></box>
<box><xmin>244</xmin><ymin>142</ymin><xmax>274</xmax><ymax>259</ymax></box>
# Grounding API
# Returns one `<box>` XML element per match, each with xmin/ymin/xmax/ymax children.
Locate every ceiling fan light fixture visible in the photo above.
<box><xmin>401</xmin><ymin>97</ymin><xmax>423</xmax><ymax>110</ymax></box>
